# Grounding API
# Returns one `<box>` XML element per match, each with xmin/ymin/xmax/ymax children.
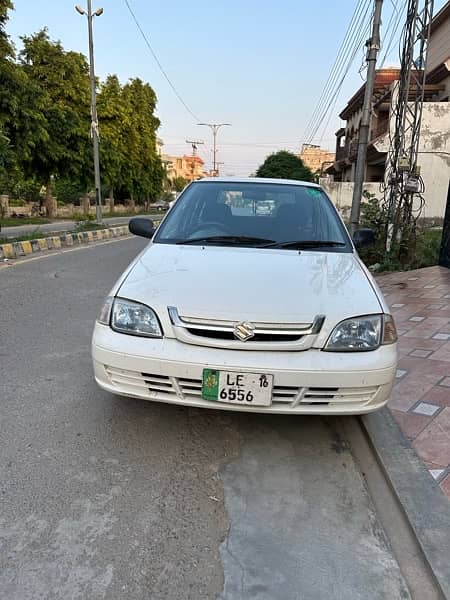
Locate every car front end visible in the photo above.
<box><xmin>92</xmin><ymin>178</ymin><xmax>397</xmax><ymax>415</ymax></box>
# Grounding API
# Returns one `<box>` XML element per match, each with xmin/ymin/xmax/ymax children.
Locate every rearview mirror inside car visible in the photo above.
<box><xmin>352</xmin><ymin>228</ymin><xmax>376</xmax><ymax>248</ymax></box>
<box><xmin>129</xmin><ymin>218</ymin><xmax>155</xmax><ymax>239</ymax></box>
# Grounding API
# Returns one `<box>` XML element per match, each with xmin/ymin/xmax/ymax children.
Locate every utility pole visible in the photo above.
<box><xmin>198</xmin><ymin>123</ymin><xmax>231</xmax><ymax>176</ymax></box>
<box><xmin>382</xmin><ymin>0</ymin><xmax>434</xmax><ymax>255</ymax></box>
<box><xmin>186</xmin><ymin>139</ymin><xmax>204</xmax><ymax>181</ymax></box>
<box><xmin>349</xmin><ymin>0</ymin><xmax>383</xmax><ymax>235</ymax></box>
<box><xmin>75</xmin><ymin>2</ymin><xmax>103</xmax><ymax>223</ymax></box>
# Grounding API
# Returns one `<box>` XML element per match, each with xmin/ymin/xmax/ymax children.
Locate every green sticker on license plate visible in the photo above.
<box><xmin>202</xmin><ymin>369</ymin><xmax>274</xmax><ymax>406</ymax></box>
<box><xmin>202</xmin><ymin>369</ymin><xmax>220</xmax><ymax>401</ymax></box>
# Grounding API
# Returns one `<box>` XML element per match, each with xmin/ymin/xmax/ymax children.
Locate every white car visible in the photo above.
<box><xmin>92</xmin><ymin>177</ymin><xmax>397</xmax><ymax>414</ymax></box>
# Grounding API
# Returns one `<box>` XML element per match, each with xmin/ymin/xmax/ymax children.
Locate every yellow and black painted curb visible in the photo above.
<box><xmin>0</xmin><ymin>225</ymin><xmax>130</xmax><ymax>260</ymax></box>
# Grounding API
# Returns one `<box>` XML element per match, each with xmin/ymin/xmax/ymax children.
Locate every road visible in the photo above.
<box><xmin>2</xmin><ymin>214</ymin><xmax>163</xmax><ymax>238</ymax></box>
<box><xmin>0</xmin><ymin>237</ymin><xmax>430</xmax><ymax>599</ymax></box>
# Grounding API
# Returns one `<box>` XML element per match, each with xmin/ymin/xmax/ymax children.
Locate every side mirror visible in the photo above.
<box><xmin>352</xmin><ymin>228</ymin><xmax>376</xmax><ymax>248</ymax></box>
<box><xmin>129</xmin><ymin>217</ymin><xmax>155</xmax><ymax>239</ymax></box>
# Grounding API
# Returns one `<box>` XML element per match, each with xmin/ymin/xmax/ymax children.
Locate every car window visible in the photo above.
<box><xmin>154</xmin><ymin>181</ymin><xmax>350</xmax><ymax>251</ymax></box>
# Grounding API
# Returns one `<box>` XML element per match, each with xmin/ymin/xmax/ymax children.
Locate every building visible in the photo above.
<box><xmin>324</xmin><ymin>2</ymin><xmax>450</xmax><ymax>218</ymax></box>
<box><xmin>162</xmin><ymin>154</ymin><xmax>205</xmax><ymax>183</ymax></box>
<box><xmin>299</xmin><ymin>144</ymin><xmax>334</xmax><ymax>175</ymax></box>
<box><xmin>329</xmin><ymin>68</ymin><xmax>402</xmax><ymax>183</ymax></box>
<box><xmin>427</xmin><ymin>1</ymin><xmax>450</xmax><ymax>100</ymax></box>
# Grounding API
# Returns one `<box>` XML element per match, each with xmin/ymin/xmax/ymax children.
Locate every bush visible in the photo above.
<box><xmin>357</xmin><ymin>192</ymin><xmax>442</xmax><ymax>272</ymax></box>
<box><xmin>72</xmin><ymin>212</ymin><xmax>94</xmax><ymax>221</ymax></box>
<box><xmin>1</xmin><ymin>175</ymin><xmax>42</xmax><ymax>202</ymax></box>
<box><xmin>255</xmin><ymin>151</ymin><xmax>314</xmax><ymax>181</ymax></box>
<box><xmin>53</xmin><ymin>178</ymin><xmax>87</xmax><ymax>203</ymax></box>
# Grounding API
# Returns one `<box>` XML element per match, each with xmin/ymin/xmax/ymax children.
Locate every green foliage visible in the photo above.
<box><xmin>171</xmin><ymin>176</ymin><xmax>188</xmax><ymax>192</ymax></box>
<box><xmin>19</xmin><ymin>29</ymin><xmax>92</xmax><ymax>190</ymax></box>
<box><xmin>357</xmin><ymin>192</ymin><xmax>442</xmax><ymax>272</ymax></box>
<box><xmin>71</xmin><ymin>212</ymin><xmax>94</xmax><ymax>222</ymax></box>
<box><xmin>97</xmin><ymin>76</ymin><xmax>164</xmax><ymax>203</ymax></box>
<box><xmin>413</xmin><ymin>228</ymin><xmax>442</xmax><ymax>269</ymax></box>
<box><xmin>0</xmin><ymin>169</ymin><xmax>42</xmax><ymax>201</ymax></box>
<box><xmin>53</xmin><ymin>177</ymin><xmax>85</xmax><ymax>203</ymax></box>
<box><xmin>75</xmin><ymin>220</ymin><xmax>103</xmax><ymax>232</ymax></box>
<box><xmin>1</xmin><ymin>217</ymin><xmax>49</xmax><ymax>226</ymax></box>
<box><xmin>255</xmin><ymin>151</ymin><xmax>314</xmax><ymax>181</ymax></box>
<box><xmin>360</xmin><ymin>191</ymin><xmax>384</xmax><ymax>231</ymax></box>
<box><xmin>0</xmin><ymin>0</ymin><xmax>14</xmax><ymax>59</ymax></box>
<box><xmin>119</xmin><ymin>78</ymin><xmax>164</xmax><ymax>203</ymax></box>
<box><xmin>97</xmin><ymin>75</ymin><xmax>128</xmax><ymax>195</ymax></box>
<box><xmin>0</xmin><ymin>14</ymin><xmax>164</xmax><ymax>207</ymax></box>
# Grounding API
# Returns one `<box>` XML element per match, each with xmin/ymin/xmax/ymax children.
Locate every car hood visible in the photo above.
<box><xmin>118</xmin><ymin>244</ymin><xmax>382</xmax><ymax>335</ymax></box>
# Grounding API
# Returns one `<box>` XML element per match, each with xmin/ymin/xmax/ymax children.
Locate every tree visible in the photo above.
<box><xmin>18</xmin><ymin>29</ymin><xmax>92</xmax><ymax>215</ymax></box>
<box><xmin>0</xmin><ymin>0</ymin><xmax>13</xmax><ymax>59</ymax></box>
<box><xmin>0</xmin><ymin>2</ymin><xmax>46</xmax><ymax>200</ymax></box>
<box><xmin>171</xmin><ymin>176</ymin><xmax>188</xmax><ymax>192</ymax></box>
<box><xmin>255</xmin><ymin>150</ymin><xmax>314</xmax><ymax>182</ymax></box>
<box><xmin>97</xmin><ymin>75</ymin><xmax>129</xmax><ymax>201</ymax></box>
<box><xmin>0</xmin><ymin>12</ymin><xmax>165</xmax><ymax>212</ymax></box>
<box><xmin>0</xmin><ymin>0</ymin><xmax>17</xmax><ymax>190</ymax></box>
<box><xmin>120</xmin><ymin>78</ymin><xmax>164</xmax><ymax>205</ymax></box>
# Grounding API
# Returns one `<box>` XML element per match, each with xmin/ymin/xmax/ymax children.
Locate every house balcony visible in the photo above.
<box><xmin>370</xmin><ymin>122</ymin><xmax>389</xmax><ymax>142</ymax></box>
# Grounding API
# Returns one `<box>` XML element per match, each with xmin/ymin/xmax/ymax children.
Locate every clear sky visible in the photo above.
<box><xmin>6</xmin><ymin>0</ymin><xmax>446</xmax><ymax>176</ymax></box>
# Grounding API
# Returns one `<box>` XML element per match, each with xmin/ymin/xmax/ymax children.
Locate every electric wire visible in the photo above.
<box><xmin>123</xmin><ymin>0</ymin><xmax>202</xmax><ymax>122</ymax></box>
<box><xmin>302</xmin><ymin>0</ymin><xmax>369</xmax><ymax>142</ymax></box>
<box><xmin>379</xmin><ymin>0</ymin><xmax>407</xmax><ymax>68</ymax></box>
<box><xmin>318</xmin><ymin>12</ymin><xmax>373</xmax><ymax>143</ymax></box>
<box><xmin>304</xmin><ymin>0</ymin><xmax>374</xmax><ymax>144</ymax></box>
<box><xmin>302</xmin><ymin>0</ymin><xmax>373</xmax><ymax>144</ymax></box>
<box><xmin>308</xmin><ymin>0</ymin><xmax>374</xmax><ymax>144</ymax></box>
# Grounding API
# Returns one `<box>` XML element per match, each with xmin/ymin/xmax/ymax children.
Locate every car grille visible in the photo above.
<box><xmin>185</xmin><ymin>328</ymin><xmax>301</xmax><ymax>343</ymax></box>
<box><xmin>105</xmin><ymin>366</ymin><xmax>379</xmax><ymax>409</ymax></box>
<box><xmin>168</xmin><ymin>306</ymin><xmax>325</xmax><ymax>351</ymax></box>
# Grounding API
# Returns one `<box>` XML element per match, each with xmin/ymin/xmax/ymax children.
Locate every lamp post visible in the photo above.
<box><xmin>75</xmin><ymin>2</ymin><xmax>103</xmax><ymax>223</ymax></box>
<box><xmin>197</xmin><ymin>123</ymin><xmax>231</xmax><ymax>176</ymax></box>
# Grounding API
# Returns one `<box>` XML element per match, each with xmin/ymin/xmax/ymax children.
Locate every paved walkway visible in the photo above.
<box><xmin>377</xmin><ymin>266</ymin><xmax>450</xmax><ymax>499</ymax></box>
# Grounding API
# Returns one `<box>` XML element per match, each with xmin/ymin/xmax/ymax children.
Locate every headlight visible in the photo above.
<box><xmin>111</xmin><ymin>297</ymin><xmax>162</xmax><ymax>337</ymax></box>
<box><xmin>324</xmin><ymin>314</ymin><xmax>397</xmax><ymax>352</ymax></box>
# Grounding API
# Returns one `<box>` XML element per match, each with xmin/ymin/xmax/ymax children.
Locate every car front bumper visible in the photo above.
<box><xmin>92</xmin><ymin>324</ymin><xmax>397</xmax><ymax>415</ymax></box>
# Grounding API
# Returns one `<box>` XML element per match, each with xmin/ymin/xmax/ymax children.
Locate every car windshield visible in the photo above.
<box><xmin>154</xmin><ymin>181</ymin><xmax>351</xmax><ymax>251</ymax></box>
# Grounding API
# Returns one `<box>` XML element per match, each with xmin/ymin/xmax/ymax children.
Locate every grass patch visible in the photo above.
<box><xmin>0</xmin><ymin>216</ymin><xmax>50</xmax><ymax>227</ymax></box>
<box><xmin>360</xmin><ymin>227</ymin><xmax>443</xmax><ymax>273</ymax></box>
<box><xmin>74</xmin><ymin>221</ymin><xmax>105</xmax><ymax>232</ymax></box>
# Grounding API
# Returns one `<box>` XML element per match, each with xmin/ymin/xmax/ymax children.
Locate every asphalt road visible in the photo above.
<box><xmin>0</xmin><ymin>237</ymin><xmax>412</xmax><ymax>600</ymax></box>
<box><xmin>2</xmin><ymin>214</ymin><xmax>163</xmax><ymax>238</ymax></box>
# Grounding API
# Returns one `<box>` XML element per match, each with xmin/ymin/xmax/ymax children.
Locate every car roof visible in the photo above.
<box><xmin>195</xmin><ymin>177</ymin><xmax>321</xmax><ymax>188</ymax></box>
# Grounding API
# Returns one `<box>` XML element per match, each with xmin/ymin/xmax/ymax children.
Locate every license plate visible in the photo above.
<box><xmin>202</xmin><ymin>369</ymin><xmax>273</xmax><ymax>406</ymax></box>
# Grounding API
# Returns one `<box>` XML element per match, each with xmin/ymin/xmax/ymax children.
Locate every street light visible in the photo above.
<box><xmin>197</xmin><ymin>123</ymin><xmax>231</xmax><ymax>176</ymax></box>
<box><xmin>75</xmin><ymin>0</ymin><xmax>103</xmax><ymax>223</ymax></box>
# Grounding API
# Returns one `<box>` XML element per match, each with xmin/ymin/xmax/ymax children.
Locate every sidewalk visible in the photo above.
<box><xmin>377</xmin><ymin>266</ymin><xmax>450</xmax><ymax>499</ymax></box>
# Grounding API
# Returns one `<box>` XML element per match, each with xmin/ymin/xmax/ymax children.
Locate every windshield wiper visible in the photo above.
<box><xmin>176</xmin><ymin>235</ymin><xmax>276</xmax><ymax>246</ymax></box>
<box><xmin>264</xmin><ymin>240</ymin><xmax>347</xmax><ymax>249</ymax></box>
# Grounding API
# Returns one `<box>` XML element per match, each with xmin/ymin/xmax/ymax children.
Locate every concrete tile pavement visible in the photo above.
<box><xmin>377</xmin><ymin>266</ymin><xmax>450</xmax><ymax>499</ymax></box>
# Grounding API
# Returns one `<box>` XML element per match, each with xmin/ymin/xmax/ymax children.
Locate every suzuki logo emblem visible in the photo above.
<box><xmin>234</xmin><ymin>321</ymin><xmax>255</xmax><ymax>342</ymax></box>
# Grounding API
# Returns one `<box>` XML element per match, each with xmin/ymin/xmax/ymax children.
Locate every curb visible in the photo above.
<box><xmin>0</xmin><ymin>225</ymin><xmax>130</xmax><ymax>260</ymax></box>
<box><xmin>361</xmin><ymin>408</ymin><xmax>450</xmax><ymax>599</ymax></box>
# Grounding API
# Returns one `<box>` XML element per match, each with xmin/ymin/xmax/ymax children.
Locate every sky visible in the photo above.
<box><xmin>6</xmin><ymin>0</ymin><xmax>447</xmax><ymax>176</ymax></box>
